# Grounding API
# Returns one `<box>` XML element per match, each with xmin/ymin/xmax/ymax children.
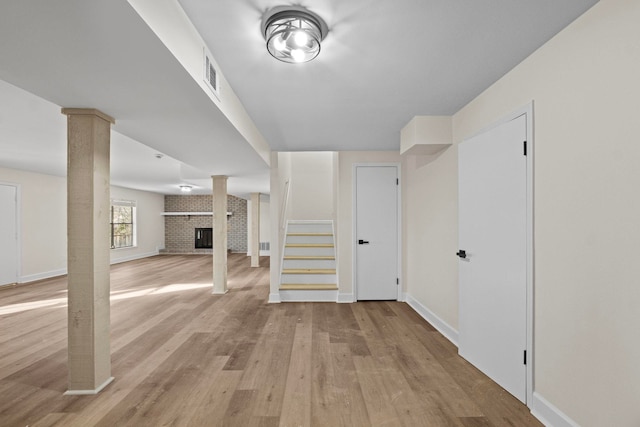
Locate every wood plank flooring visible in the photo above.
<box><xmin>0</xmin><ymin>254</ymin><xmax>542</xmax><ymax>427</ymax></box>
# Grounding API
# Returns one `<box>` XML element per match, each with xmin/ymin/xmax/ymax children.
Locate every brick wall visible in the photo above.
<box><xmin>227</xmin><ymin>196</ymin><xmax>247</xmax><ymax>252</ymax></box>
<box><xmin>164</xmin><ymin>194</ymin><xmax>247</xmax><ymax>253</ymax></box>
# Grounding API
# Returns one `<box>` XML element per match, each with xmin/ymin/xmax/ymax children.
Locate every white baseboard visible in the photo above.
<box><xmin>337</xmin><ymin>293</ymin><xmax>354</xmax><ymax>303</ymax></box>
<box><xmin>247</xmin><ymin>250</ymin><xmax>271</xmax><ymax>256</ymax></box>
<box><xmin>279</xmin><ymin>290</ymin><xmax>338</xmax><ymax>302</ymax></box>
<box><xmin>19</xmin><ymin>268</ymin><xmax>68</xmax><ymax>283</ymax></box>
<box><xmin>405</xmin><ymin>293</ymin><xmax>459</xmax><ymax>347</ymax></box>
<box><xmin>405</xmin><ymin>295</ymin><xmax>574</xmax><ymax>427</ymax></box>
<box><xmin>531</xmin><ymin>392</ymin><xmax>580</xmax><ymax>427</ymax></box>
<box><xmin>111</xmin><ymin>250</ymin><xmax>159</xmax><ymax>265</ymax></box>
<box><xmin>18</xmin><ymin>251</ymin><xmax>160</xmax><ymax>283</ymax></box>
<box><xmin>268</xmin><ymin>293</ymin><xmax>281</xmax><ymax>303</ymax></box>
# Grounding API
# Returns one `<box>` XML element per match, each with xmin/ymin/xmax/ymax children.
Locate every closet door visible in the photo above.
<box><xmin>458</xmin><ymin>115</ymin><xmax>528</xmax><ymax>402</ymax></box>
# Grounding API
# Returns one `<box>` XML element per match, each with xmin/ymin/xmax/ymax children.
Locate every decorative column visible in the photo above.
<box><xmin>61</xmin><ymin>108</ymin><xmax>114</xmax><ymax>395</ymax></box>
<box><xmin>251</xmin><ymin>192</ymin><xmax>261</xmax><ymax>268</ymax></box>
<box><xmin>212</xmin><ymin>175</ymin><xmax>228</xmax><ymax>294</ymax></box>
<box><xmin>268</xmin><ymin>152</ymin><xmax>281</xmax><ymax>303</ymax></box>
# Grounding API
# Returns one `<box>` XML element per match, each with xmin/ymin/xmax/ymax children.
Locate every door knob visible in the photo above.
<box><xmin>358</xmin><ymin>239</ymin><xmax>370</xmax><ymax>245</ymax></box>
<box><xmin>456</xmin><ymin>250</ymin><xmax>467</xmax><ymax>259</ymax></box>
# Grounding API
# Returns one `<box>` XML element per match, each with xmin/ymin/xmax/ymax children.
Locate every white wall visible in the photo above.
<box><xmin>269</xmin><ymin>152</ymin><xmax>291</xmax><ymax>300</ymax></box>
<box><xmin>278</xmin><ymin>152</ymin><xmax>293</xmax><ymax>227</ymax></box>
<box><xmin>247</xmin><ymin>195</ymin><xmax>271</xmax><ymax>256</ymax></box>
<box><xmin>260</xmin><ymin>197</ymin><xmax>270</xmax><ymax>245</ymax></box>
<box><xmin>110</xmin><ymin>185</ymin><xmax>165</xmax><ymax>264</ymax></box>
<box><xmin>289</xmin><ymin>152</ymin><xmax>334</xmax><ymax>220</ymax></box>
<box><xmin>0</xmin><ymin>167</ymin><xmax>67</xmax><ymax>281</ymax></box>
<box><xmin>404</xmin><ymin>0</ymin><xmax>640</xmax><ymax>425</ymax></box>
<box><xmin>0</xmin><ymin>167</ymin><xmax>165</xmax><ymax>282</ymax></box>
<box><xmin>403</xmin><ymin>151</ymin><xmax>458</xmax><ymax>330</ymax></box>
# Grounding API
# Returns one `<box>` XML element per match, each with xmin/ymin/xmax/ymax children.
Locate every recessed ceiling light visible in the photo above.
<box><xmin>179</xmin><ymin>185</ymin><xmax>193</xmax><ymax>193</ymax></box>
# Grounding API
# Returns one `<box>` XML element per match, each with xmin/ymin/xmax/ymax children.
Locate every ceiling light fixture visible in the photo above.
<box><xmin>261</xmin><ymin>6</ymin><xmax>328</xmax><ymax>64</ymax></box>
<box><xmin>179</xmin><ymin>185</ymin><xmax>193</xmax><ymax>193</ymax></box>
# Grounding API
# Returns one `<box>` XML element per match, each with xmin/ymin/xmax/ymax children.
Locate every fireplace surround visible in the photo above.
<box><xmin>163</xmin><ymin>195</ymin><xmax>247</xmax><ymax>253</ymax></box>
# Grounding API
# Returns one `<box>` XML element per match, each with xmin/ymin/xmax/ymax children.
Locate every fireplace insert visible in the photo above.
<box><xmin>194</xmin><ymin>228</ymin><xmax>212</xmax><ymax>249</ymax></box>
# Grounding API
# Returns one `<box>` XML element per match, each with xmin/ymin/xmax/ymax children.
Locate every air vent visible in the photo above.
<box><xmin>260</xmin><ymin>242</ymin><xmax>270</xmax><ymax>251</ymax></box>
<box><xmin>203</xmin><ymin>47</ymin><xmax>220</xmax><ymax>100</ymax></box>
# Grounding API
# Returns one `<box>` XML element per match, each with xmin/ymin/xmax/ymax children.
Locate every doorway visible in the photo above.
<box><xmin>354</xmin><ymin>165</ymin><xmax>400</xmax><ymax>300</ymax></box>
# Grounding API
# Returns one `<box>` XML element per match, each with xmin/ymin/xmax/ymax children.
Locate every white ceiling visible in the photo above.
<box><xmin>0</xmin><ymin>0</ymin><xmax>598</xmax><ymax>197</ymax></box>
<box><xmin>179</xmin><ymin>0</ymin><xmax>598</xmax><ymax>151</ymax></box>
<box><xmin>0</xmin><ymin>79</ymin><xmax>266</xmax><ymax>196</ymax></box>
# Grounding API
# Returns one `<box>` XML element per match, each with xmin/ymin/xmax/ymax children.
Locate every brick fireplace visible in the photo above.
<box><xmin>163</xmin><ymin>194</ymin><xmax>247</xmax><ymax>254</ymax></box>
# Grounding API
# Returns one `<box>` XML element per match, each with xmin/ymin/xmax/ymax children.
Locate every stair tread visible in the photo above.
<box><xmin>282</xmin><ymin>268</ymin><xmax>336</xmax><ymax>274</ymax></box>
<box><xmin>283</xmin><ymin>256</ymin><xmax>335</xmax><ymax>260</ymax></box>
<box><xmin>280</xmin><ymin>283</ymin><xmax>338</xmax><ymax>290</ymax></box>
<box><xmin>285</xmin><ymin>243</ymin><xmax>334</xmax><ymax>248</ymax></box>
<box><xmin>287</xmin><ymin>232</ymin><xmax>333</xmax><ymax>236</ymax></box>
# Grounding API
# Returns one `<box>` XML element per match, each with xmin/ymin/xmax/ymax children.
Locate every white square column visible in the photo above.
<box><xmin>250</xmin><ymin>192</ymin><xmax>261</xmax><ymax>268</ymax></box>
<box><xmin>212</xmin><ymin>175</ymin><xmax>228</xmax><ymax>294</ymax></box>
<box><xmin>62</xmin><ymin>108</ymin><xmax>114</xmax><ymax>395</ymax></box>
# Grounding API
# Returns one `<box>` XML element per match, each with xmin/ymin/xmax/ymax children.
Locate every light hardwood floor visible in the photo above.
<box><xmin>0</xmin><ymin>254</ymin><xmax>542</xmax><ymax>427</ymax></box>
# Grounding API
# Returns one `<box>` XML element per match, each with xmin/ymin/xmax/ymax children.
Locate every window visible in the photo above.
<box><xmin>110</xmin><ymin>200</ymin><xmax>136</xmax><ymax>249</ymax></box>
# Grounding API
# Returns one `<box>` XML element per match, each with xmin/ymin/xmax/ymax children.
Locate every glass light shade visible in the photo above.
<box><xmin>262</xmin><ymin>7</ymin><xmax>328</xmax><ymax>64</ymax></box>
<box><xmin>273</xmin><ymin>37</ymin><xmax>286</xmax><ymax>51</ymax></box>
<box><xmin>291</xmin><ymin>49</ymin><xmax>305</xmax><ymax>63</ymax></box>
<box><xmin>294</xmin><ymin>30</ymin><xmax>308</xmax><ymax>47</ymax></box>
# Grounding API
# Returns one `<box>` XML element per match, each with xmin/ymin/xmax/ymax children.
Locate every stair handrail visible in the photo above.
<box><xmin>279</xmin><ymin>179</ymin><xmax>290</xmax><ymax>233</ymax></box>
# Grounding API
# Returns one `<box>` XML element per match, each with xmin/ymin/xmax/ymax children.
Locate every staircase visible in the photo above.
<box><xmin>279</xmin><ymin>220</ymin><xmax>338</xmax><ymax>301</ymax></box>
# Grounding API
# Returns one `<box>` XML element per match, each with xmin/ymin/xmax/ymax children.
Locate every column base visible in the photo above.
<box><xmin>268</xmin><ymin>293</ymin><xmax>282</xmax><ymax>303</ymax></box>
<box><xmin>64</xmin><ymin>376</ymin><xmax>114</xmax><ymax>396</ymax></box>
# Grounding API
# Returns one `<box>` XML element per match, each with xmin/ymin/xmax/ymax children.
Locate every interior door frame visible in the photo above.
<box><xmin>0</xmin><ymin>181</ymin><xmax>21</xmax><ymax>285</ymax></box>
<box><xmin>461</xmin><ymin>101</ymin><xmax>534</xmax><ymax>405</ymax></box>
<box><xmin>352</xmin><ymin>163</ymin><xmax>402</xmax><ymax>302</ymax></box>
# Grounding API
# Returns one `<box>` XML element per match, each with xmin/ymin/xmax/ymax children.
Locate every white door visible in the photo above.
<box><xmin>458</xmin><ymin>114</ymin><xmax>527</xmax><ymax>402</ymax></box>
<box><xmin>355</xmin><ymin>165</ymin><xmax>398</xmax><ymax>300</ymax></box>
<box><xmin>0</xmin><ymin>184</ymin><xmax>19</xmax><ymax>286</ymax></box>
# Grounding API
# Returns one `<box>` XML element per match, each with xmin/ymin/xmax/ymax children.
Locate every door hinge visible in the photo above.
<box><xmin>523</xmin><ymin>350</ymin><xmax>527</xmax><ymax>365</ymax></box>
<box><xmin>396</xmin><ymin>278</ymin><xmax>399</xmax><ymax>285</ymax></box>
<box><xmin>523</xmin><ymin>141</ymin><xmax>527</xmax><ymax>156</ymax></box>
<box><xmin>396</xmin><ymin>178</ymin><xmax>399</xmax><ymax>185</ymax></box>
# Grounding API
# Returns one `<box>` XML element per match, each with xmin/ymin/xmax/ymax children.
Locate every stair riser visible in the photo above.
<box><xmin>287</xmin><ymin>223</ymin><xmax>333</xmax><ymax>234</ymax></box>
<box><xmin>280</xmin><ymin>274</ymin><xmax>337</xmax><ymax>284</ymax></box>
<box><xmin>286</xmin><ymin>235</ymin><xmax>334</xmax><ymax>244</ymax></box>
<box><xmin>284</xmin><ymin>247</ymin><xmax>335</xmax><ymax>257</ymax></box>
<box><xmin>279</xmin><ymin>290</ymin><xmax>338</xmax><ymax>302</ymax></box>
<box><xmin>282</xmin><ymin>259</ymin><xmax>336</xmax><ymax>269</ymax></box>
